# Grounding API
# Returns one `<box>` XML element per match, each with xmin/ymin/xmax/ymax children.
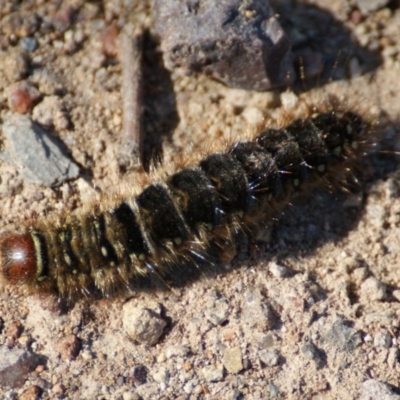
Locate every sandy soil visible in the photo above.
<box><xmin>1</xmin><ymin>0</ymin><xmax>400</xmax><ymax>399</ymax></box>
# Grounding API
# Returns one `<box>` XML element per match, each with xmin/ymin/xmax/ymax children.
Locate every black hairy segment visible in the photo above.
<box><xmin>0</xmin><ymin>110</ymin><xmax>371</xmax><ymax>301</ymax></box>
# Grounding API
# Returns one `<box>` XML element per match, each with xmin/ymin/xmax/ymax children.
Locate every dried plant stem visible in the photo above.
<box><xmin>118</xmin><ymin>28</ymin><xmax>144</xmax><ymax>172</ymax></box>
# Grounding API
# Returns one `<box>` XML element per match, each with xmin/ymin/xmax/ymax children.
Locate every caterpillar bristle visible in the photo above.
<box><xmin>0</xmin><ymin>106</ymin><xmax>377</xmax><ymax>302</ymax></box>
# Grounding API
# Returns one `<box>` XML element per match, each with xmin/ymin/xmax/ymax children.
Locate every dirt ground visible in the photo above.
<box><xmin>1</xmin><ymin>0</ymin><xmax>400</xmax><ymax>399</ymax></box>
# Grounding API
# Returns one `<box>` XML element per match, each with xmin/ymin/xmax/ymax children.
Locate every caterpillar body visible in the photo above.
<box><xmin>0</xmin><ymin>108</ymin><xmax>371</xmax><ymax>301</ymax></box>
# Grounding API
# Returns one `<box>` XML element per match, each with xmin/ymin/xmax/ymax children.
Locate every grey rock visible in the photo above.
<box><xmin>222</xmin><ymin>347</ymin><xmax>243</xmax><ymax>374</ymax></box>
<box><xmin>374</xmin><ymin>331</ymin><xmax>392</xmax><ymax>349</ymax></box>
<box><xmin>153</xmin><ymin>0</ymin><xmax>294</xmax><ymax>91</ymax></box>
<box><xmin>20</xmin><ymin>37</ymin><xmax>37</xmax><ymax>52</ymax></box>
<box><xmin>265</xmin><ymin>382</ymin><xmax>280</xmax><ymax>399</ymax></box>
<box><xmin>204</xmin><ymin>290</ymin><xmax>230</xmax><ymax>326</ymax></box>
<box><xmin>242</xmin><ymin>288</ymin><xmax>276</xmax><ymax>330</ymax></box>
<box><xmin>258</xmin><ymin>348</ymin><xmax>280</xmax><ymax>367</ymax></box>
<box><xmin>323</xmin><ymin>318</ymin><xmax>362</xmax><ymax>353</ymax></box>
<box><xmin>360</xmin><ymin>379</ymin><xmax>400</xmax><ymax>400</ymax></box>
<box><xmin>360</xmin><ymin>276</ymin><xmax>387</xmax><ymax>302</ymax></box>
<box><xmin>202</xmin><ymin>364</ymin><xmax>224</xmax><ymax>382</ymax></box>
<box><xmin>258</xmin><ymin>332</ymin><xmax>275</xmax><ymax>349</ymax></box>
<box><xmin>301</xmin><ymin>341</ymin><xmax>325</xmax><ymax>368</ymax></box>
<box><xmin>0</xmin><ymin>346</ymin><xmax>41</xmax><ymax>388</ymax></box>
<box><xmin>1</xmin><ymin>114</ymin><xmax>79</xmax><ymax>187</ymax></box>
<box><xmin>301</xmin><ymin>342</ymin><xmax>319</xmax><ymax>360</ymax></box>
<box><xmin>122</xmin><ymin>302</ymin><xmax>167</xmax><ymax>346</ymax></box>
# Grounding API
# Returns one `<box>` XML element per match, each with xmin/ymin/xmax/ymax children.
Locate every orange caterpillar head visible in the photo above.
<box><xmin>0</xmin><ymin>233</ymin><xmax>38</xmax><ymax>285</ymax></box>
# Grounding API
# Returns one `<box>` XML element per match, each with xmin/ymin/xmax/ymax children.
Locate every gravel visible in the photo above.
<box><xmin>1</xmin><ymin>0</ymin><xmax>400</xmax><ymax>398</ymax></box>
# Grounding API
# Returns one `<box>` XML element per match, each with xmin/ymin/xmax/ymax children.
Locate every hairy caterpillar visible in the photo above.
<box><xmin>0</xmin><ymin>105</ymin><xmax>374</xmax><ymax>301</ymax></box>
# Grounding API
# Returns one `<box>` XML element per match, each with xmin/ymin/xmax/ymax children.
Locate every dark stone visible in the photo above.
<box><xmin>153</xmin><ymin>0</ymin><xmax>294</xmax><ymax>91</ymax></box>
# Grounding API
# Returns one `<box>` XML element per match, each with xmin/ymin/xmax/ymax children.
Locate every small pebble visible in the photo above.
<box><xmin>0</xmin><ymin>346</ymin><xmax>41</xmax><ymax>388</ymax></box>
<box><xmin>202</xmin><ymin>365</ymin><xmax>224</xmax><ymax>382</ymax></box>
<box><xmin>242</xmin><ymin>289</ymin><xmax>276</xmax><ymax>330</ymax></box>
<box><xmin>20</xmin><ymin>37</ymin><xmax>37</xmax><ymax>52</ymax></box>
<box><xmin>122</xmin><ymin>302</ymin><xmax>166</xmax><ymax>346</ymax></box>
<box><xmin>35</xmin><ymin>364</ymin><xmax>45</xmax><ymax>373</ymax></box>
<box><xmin>222</xmin><ymin>347</ymin><xmax>243</xmax><ymax>374</ymax></box>
<box><xmin>7</xmin><ymin>81</ymin><xmax>41</xmax><ymax>113</ymax></box>
<box><xmin>165</xmin><ymin>344</ymin><xmax>190</xmax><ymax>358</ymax></box>
<box><xmin>153</xmin><ymin>366</ymin><xmax>170</xmax><ymax>384</ymax></box>
<box><xmin>269</xmin><ymin>261</ymin><xmax>291</xmax><ymax>278</ymax></box>
<box><xmin>51</xmin><ymin>5</ymin><xmax>74</xmax><ymax>32</ymax></box>
<box><xmin>183</xmin><ymin>381</ymin><xmax>194</xmax><ymax>394</ymax></box>
<box><xmin>364</xmin><ymin>334</ymin><xmax>373</xmax><ymax>343</ymax></box>
<box><xmin>360</xmin><ymin>379</ymin><xmax>400</xmax><ymax>400</ymax></box>
<box><xmin>17</xmin><ymin>336</ymin><xmax>31</xmax><ymax>347</ymax></box>
<box><xmin>323</xmin><ymin>318</ymin><xmax>362</xmax><ymax>353</ymax></box>
<box><xmin>258</xmin><ymin>332</ymin><xmax>275</xmax><ymax>349</ymax></box>
<box><xmin>1</xmin><ymin>47</ymin><xmax>30</xmax><ymax>82</ymax></box>
<box><xmin>392</xmin><ymin>290</ymin><xmax>400</xmax><ymax>302</ymax></box>
<box><xmin>100</xmin><ymin>24</ymin><xmax>120</xmax><ymax>57</ymax></box>
<box><xmin>132</xmin><ymin>365</ymin><xmax>147</xmax><ymax>387</ymax></box>
<box><xmin>301</xmin><ymin>342</ymin><xmax>324</xmax><ymax>368</ymax></box>
<box><xmin>374</xmin><ymin>331</ymin><xmax>392</xmax><ymax>348</ymax></box>
<box><xmin>258</xmin><ymin>348</ymin><xmax>280</xmax><ymax>367</ymax></box>
<box><xmin>204</xmin><ymin>290</ymin><xmax>230</xmax><ymax>326</ymax></box>
<box><xmin>80</xmin><ymin>350</ymin><xmax>93</xmax><ymax>361</ymax></box>
<box><xmin>58</xmin><ymin>334</ymin><xmax>81</xmax><ymax>360</ymax></box>
<box><xmin>360</xmin><ymin>276</ymin><xmax>387</xmax><ymax>302</ymax></box>
<box><xmin>266</xmin><ymin>382</ymin><xmax>280</xmax><ymax>399</ymax></box>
